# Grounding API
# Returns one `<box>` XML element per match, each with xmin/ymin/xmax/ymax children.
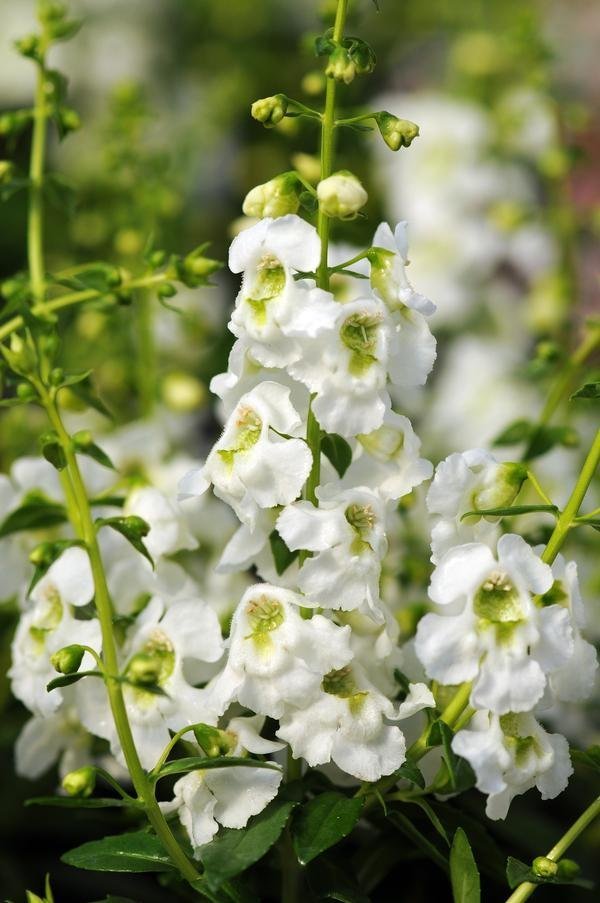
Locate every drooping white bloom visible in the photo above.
<box><xmin>542</xmin><ymin>554</ymin><xmax>598</xmax><ymax>703</ymax></box>
<box><xmin>277</xmin><ymin>663</ymin><xmax>434</xmax><ymax>782</ymax></box>
<box><xmin>15</xmin><ymin>695</ymin><xmax>91</xmax><ymax>780</ymax></box>
<box><xmin>415</xmin><ymin>534</ymin><xmax>574</xmax><ymax>714</ymax></box>
<box><xmin>370</xmin><ymin>222</ymin><xmax>436</xmax><ymax>316</ymax></box>
<box><xmin>277</xmin><ymin>485</ymin><xmax>388</xmax><ymax>620</ymax></box>
<box><xmin>178</xmin><ymin>382</ymin><xmax>312</xmax><ymax>528</ymax></box>
<box><xmin>427</xmin><ymin>449</ymin><xmax>527</xmax><ymax>563</ymax></box>
<box><xmin>161</xmin><ymin>715</ymin><xmax>284</xmax><ymax>855</ymax></box>
<box><xmin>207</xmin><ymin>584</ymin><xmax>353</xmax><ymax>719</ymax></box>
<box><xmin>9</xmin><ymin>548</ymin><xmax>100</xmax><ymax>716</ymax></box>
<box><xmin>341</xmin><ymin>410</ymin><xmax>432</xmax><ymax>501</ymax></box>
<box><xmin>452</xmin><ymin>710</ymin><xmax>572</xmax><ymax>820</ymax></box>
<box><xmin>77</xmin><ymin>596</ymin><xmax>224</xmax><ymax>769</ymax></box>
<box><xmin>228</xmin><ymin>215</ymin><xmax>338</xmax><ymax>369</ymax></box>
<box><xmin>124</xmin><ymin>486</ymin><xmax>197</xmax><ymax>559</ymax></box>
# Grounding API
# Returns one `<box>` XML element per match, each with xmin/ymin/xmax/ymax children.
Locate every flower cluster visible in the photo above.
<box><xmin>417</xmin><ymin>449</ymin><xmax>598</xmax><ymax>818</ymax></box>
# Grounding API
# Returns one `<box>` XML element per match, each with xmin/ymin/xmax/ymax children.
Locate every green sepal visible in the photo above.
<box><xmin>95</xmin><ymin>515</ymin><xmax>153</xmax><ymax>567</ymax></box>
<box><xmin>46</xmin><ymin>669</ymin><xmax>102</xmax><ymax>692</ymax></box>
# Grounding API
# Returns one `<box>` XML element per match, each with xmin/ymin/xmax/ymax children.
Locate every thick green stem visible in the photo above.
<box><xmin>542</xmin><ymin>428</ymin><xmax>600</xmax><ymax>565</ymax></box>
<box><xmin>506</xmin><ymin>795</ymin><xmax>600</xmax><ymax>903</ymax></box>
<box><xmin>40</xmin><ymin>392</ymin><xmax>200</xmax><ymax>885</ymax></box>
<box><xmin>28</xmin><ymin>60</ymin><xmax>48</xmax><ymax>304</ymax></box>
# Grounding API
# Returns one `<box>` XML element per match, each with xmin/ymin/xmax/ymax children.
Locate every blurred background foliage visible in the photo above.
<box><xmin>0</xmin><ymin>0</ymin><xmax>599</xmax><ymax>899</ymax></box>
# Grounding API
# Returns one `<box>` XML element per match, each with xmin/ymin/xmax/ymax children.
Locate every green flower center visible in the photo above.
<box><xmin>499</xmin><ymin>713</ymin><xmax>540</xmax><ymax>766</ymax></box>
<box><xmin>340</xmin><ymin>311</ymin><xmax>382</xmax><ymax>376</ymax></box>
<box><xmin>29</xmin><ymin>588</ymin><xmax>63</xmax><ymax>651</ymax></box>
<box><xmin>245</xmin><ymin>595</ymin><xmax>285</xmax><ymax>651</ymax></box>
<box><xmin>345</xmin><ymin>503</ymin><xmax>375</xmax><ymax>555</ymax></box>
<box><xmin>358</xmin><ymin>424</ymin><xmax>404</xmax><ymax>461</ymax></box>
<box><xmin>218</xmin><ymin>406</ymin><xmax>262</xmax><ymax>470</ymax></box>
<box><xmin>245</xmin><ymin>253</ymin><xmax>286</xmax><ymax>325</ymax></box>
<box><xmin>322</xmin><ymin>666</ymin><xmax>367</xmax><ymax>713</ymax></box>
<box><xmin>474</xmin><ymin>571</ymin><xmax>523</xmax><ymax>623</ymax></box>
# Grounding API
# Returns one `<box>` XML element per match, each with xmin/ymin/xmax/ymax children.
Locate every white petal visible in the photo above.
<box><xmin>415</xmin><ymin>609</ymin><xmax>480</xmax><ymax>685</ymax></box>
<box><xmin>497</xmin><ymin>534</ymin><xmax>553</xmax><ymax>595</ymax></box>
<box><xmin>277</xmin><ymin>502</ymin><xmax>348</xmax><ymax>552</ymax></box>
<box><xmin>429</xmin><ymin>543</ymin><xmax>496</xmax><ymax>606</ymax></box>
<box><xmin>33</xmin><ymin>547</ymin><xmax>94</xmax><ymax>608</ymax></box>
<box><xmin>178</xmin><ymin>467</ymin><xmax>210</xmax><ymax>501</ymax></box>
<box><xmin>206</xmin><ymin>766</ymin><xmax>282</xmax><ymax>828</ymax></box>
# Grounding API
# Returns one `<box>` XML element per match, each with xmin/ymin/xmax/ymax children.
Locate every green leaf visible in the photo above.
<box><xmin>61</xmin><ymin>829</ymin><xmax>175</xmax><ymax>873</ymax></box>
<box><xmin>269</xmin><ymin>529</ymin><xmax>298</xmax><ymax>576</ymax></box>
<box><xmin>73</xmin><ymin>436</ymin><xmax>115</xmax><ymax>470</ymax></box>
<box><xmin>407</xmin><ymin>799</ymin><xmax>448</xmax><ymax>845</ymax></box>
<box><xmin>450</xmin><ymin>828</ymin><xmax>481</xmax><ymax>903</ymax></box>
<box><xmin>201</xmin><ymin>797</ymin><xmax>296</xmax><ymax>890</ymax></box>
<box><xmin>396</xmin><ymin>759</ymin><xmax>425</xmax><ymax>789</ymax></box>
<box><xmin>460</xmin><ymin>504</ymin><xmax>557</xmax><ymax>521</ymax></box>
<box><xmin>40</xmin><ymin>430</ymin><xmax>67</xmax><ymax>471</ymax></box>
<box><xmin>292</xmin><ymin>792</ymin><xmax>364</xmax><ymax>865</ymax></box>
<box><xmin>493</xmin><ymin>419</ymin><xmax>533</xmax><ymax>445</ymax></box>
<box><xmin>96</xmin><ymin>515</ymin><xmax>154</xmax><ymax>567</ymax></box>
<box><xmin>0</xmin><ymin>494</ymin><xmax>67</xmax><ymax>538</ymax></box>
<box><xmin>427</xmin><ymin>720</ymin><xmax>460</xmax><ymax>791</ymax></box>
<box><xmin>571</xmin><ymin>380</ymin><xmax>600</xmax><ymax>400</ymax></box>
<box><xmin>307</xmin><ymin>858</ymin><xmax>371</xmax><ymax>903</ymax></box>
<box><xmin>321</xmin><ymin>433</ymin><xmax>353</xmax><ymax>478</ymax></box>
<box><xmin>46</xmin><ymin>669</ymin><xmax>101</xmax><ymax>692</ymax></box>
<box><xmin>64</xmin><ymin>375</ymin><xmax>112</xmax><ymax>419</ymax></box>
<box><xmin>387</xmin><ymin>810</ymin><xmax>448</xmax><ymax>873</ymax></box>
<box><xmin>526</xmin><ymin>424</ymin><xmax>579</xmax><ymax>459</ymax></box>
<box><xmin>571</xmin><ymin>745</ymin><xmax>600</xmax><ymax>774</ymax></box>
<box><xmin>505</xmin><ymin>856</ymin><xmax>593</xmax><ymax>890</ymax></box>
<box><xmin>26</xmin><ymin>796</ymin><xmax>135</xmax><ymax>809</ymax></box>
<box><xmin>156</xmin><ymin>755</ymin><xmax>282</xmax><ymax>780</ymax></box>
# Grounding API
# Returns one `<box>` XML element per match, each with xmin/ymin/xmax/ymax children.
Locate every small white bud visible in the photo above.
<box><xmin>242</xmin><ymin>173</ymin><xmax>300</xmax><ymax>219</ymax></box>
<box><xmin>317</xmin><ymin>170</ymin><xmax>368</xmax><ymax>220</ymax></box>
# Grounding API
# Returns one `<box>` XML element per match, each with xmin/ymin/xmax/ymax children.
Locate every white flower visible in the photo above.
<box><xmin>161</xmin><ymin>715</ymin><xmax>284</xmax><ymax>855</ymax></box>
<box><xmin>15</xmin><ymin>696</ymin><xmax>91</xmax><ymax>780</ymax></box>
<box><xmin>277</xmin><ymin>485</ymin><xmax>388</xmax><ymax>620</ymax></box>
<box><xmin>0</xmin><ymin>474</ymin><xmax>32</xmax><ymax>604</ymax></box>
<box><xmin>124</xmin><ymin>486</ymin><xmax>197</xmax><ymax>559</ymax></box>
<box><xmin>317</xmin><ymin>171</ymin><xmax>368</xmax><ymax>220</ymax></box>
<box><xmin>370</xmin><ymin>222</ymin><xmax>436</xmax><ymax>316</ymax></box>
<box><xmin>207</xmin><ymin>584</ymin><xmax>353</xmax><ymax>719</ymax></box>
<box><xmin>542</xmin><ymin>555</ymin><xmax>598</xmax><ymax>703</ymax></box>
<box><xmin>427</xmin><ymin>449</ymin><xmax>527</xmax><ymax>563</ymax></box>
<box><xmin>277</xmin><ymin>663</ymin><xmax>433</xmax><ymax>782</ymax></box>
<box><xmin>228</xmin><ymin>215</ymin><xmax>338</xmax><ymax>369</ymax></box>
<box><xmin>178</xmin><ymin>382</ymin><xmax>312</xmax><ymax>528</ymax></box>
<box><xmin>9</xmin><ymin>548</ymin><xmax>100</xmax><ymax>716</ymax></box>
<box><xmin>341</xmin><ymin>410</ymin><xmax>432</xmax><ymax>501</ymax></box>
<box><xmin>77</xmin><ymin>596</ymin><xmax>224</xmax><ymax>769</ymax></box>
<box><xmin>452</xmin><ymin>710</ymin><xmax>572</xmax><ymax>820</ymax></box>
<box><xmin>242</xmin><ymin>173</ymin><xmax>300</xmax><ymax>219</ymax></box>
<box><xmin>415</xmin><ymin>535</ymin><xmax>574</xmax><ymax>714</ymax></box>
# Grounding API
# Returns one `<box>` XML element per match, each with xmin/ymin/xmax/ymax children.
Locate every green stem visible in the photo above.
<box><xmin>0</xmin><ymin>273</ymin><xmax>168</xmax><ymax>344</ymax></box>
<box><xmin>28</xmin><ymin>58</ymin><xmax>48</xmax><ymax>304</ymax></box>
<box><xmin>522</xmin><ymin>323</ymin><xmax>600</xmax><ymax>462</ymax></box>
<box><xmin>506</xmin><ymin>796</ymin><xmax>600</xmax><ymax>903</ymax></box>
<box><xmin>135</xmin><ymin>289</ymin><xmax>157</xmax><ymax>418</ymax></box>
<box><xmin>542</xmin><ymin>428</ymin><xmax>600</xmax><ymax>565</ymax></box>
<box><xmin>39</xmin><ymin>391</ymin><xmax>200</xmax><ymax>885</ymax></box>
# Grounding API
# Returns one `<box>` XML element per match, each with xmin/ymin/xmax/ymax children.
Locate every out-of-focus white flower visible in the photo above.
<box><xmin>124</xmin><ymin>486</ymin><xmax>197</xmax><ymax>559</ymax></box>
<box><xmin>369</xmin><ymin>222</ymin><xmax>436</xmax><ymax>316</ymax></box>
<box><xmin>15</xmin><ymin>696</ymin><xmax>91</xmax><ymax>780</ymax></box>
<box><xmin>207</xmin><ymin>584</ymin><xmax>353</xmax><ymax>719</ymax></box>
<box><xmin>452</xmin><ymin>710</ymin><xmax>572</xmax><ymax>820</ymax></box>
<box><xmin>178</xmin><ymin>382</ymin><xmax>312</xmax><ymax>529</ymax></box>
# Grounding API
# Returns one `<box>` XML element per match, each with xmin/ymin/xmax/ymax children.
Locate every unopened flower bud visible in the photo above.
<box><xmin>51</xmin><ymin>644</ymin><xmax>85</xmax><ymax>675</ymax></box>
<box><xmin>242</xmin><ymin>173</ymin><xmax>300</xmax><ymax>219</ymax></box>
<box><xmin>181</xmin><ymin>249</ymin><xmax>222</xmax><ymax>286</ymax></box>
<box><xmin>251</xmin><ymin>94</ymin><xmax>288</xmax><ymax>128</ymax></box>
<box><xmin>161</xmin><ymin>371</ymin><xmax>206</xmax><ymax>413</ymax></box>
<box><xmin>473</xmin><ymin>462</ymin><xmax>528</xmax><ymax>513</ymax></box>
<box><xmin>157</xmin><ymin>282</ymin><xmax>177</xmax><ymax>299</ymax></box>
<box><xmin>325</xmin><ymin>45</ymin><xmax>356</xmax><ymax>84</ymax></box>
<box><xmin>126</xmin><ymin>652</ymin><xmax>162</xmax><ymax>686</ymax></box>
<box><xmin>376</xmin><ymin>112</ymin><xmax>419</xmax><ymax>151</ymax></box>
<box><xmin>2</xmin><ymin>333</ymin><xmax>38</xmax><ymax>376</ymax></box>
<box><xmin>15</xmin><ymin>34</ymin><xmax>41</xmax><ymax>60</ymax></box>
<box><xmin>72</xmin><ymin>429</ymin><xmax>93</xmax><ymax>448</ymax></box>
<box><xmin>532</xmin><ymin>856</ymin><xmax>558</xmax><ymax>879</ymax></box>
<box><xmin>62</xmin><ymin>766</ymin><xmax>96</xmax><ymax>798</ymax></box>
<box><xmin>57</xmin><ymin>107</ymin><xmax>81</xmax><ymax>134</ymax></box>
<box><xmin>317</xmin><ymin>170</ymin><xmax>368</xmax><ymax>220</ymax></box>
<box><xmin>17</xmin><ymin>381</ymin><xmax>36</xmax><ymax>400</ymax></box>
<box><xmin>193</xmin><ymin>723</ymin><xmax>235</xmax><ymax>758</ymax></box>
<box><xmin>49</xmin><ymin>367</ymin><xmax>64</xmax><ymax>386</ymax></box>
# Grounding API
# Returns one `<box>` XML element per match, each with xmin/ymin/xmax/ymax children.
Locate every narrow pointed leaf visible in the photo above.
<box><xmin>61</xmin><ymin>830</ymin><xmax>175</xmax><ymax>873</ymax></box>
<box><xmin>292</xmin><ymin>792</ymin><xmax>364</xmax><ymax>865</ymax></box>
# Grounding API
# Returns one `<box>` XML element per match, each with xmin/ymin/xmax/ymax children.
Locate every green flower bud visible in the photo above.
<box><xmin>157</xmin><ymin>282</ymin><xmax>177</xmax><ymax>299</ymax></box>
<box><xmin>14</xmin><ymin>34</ymin><xmax>42</xmax><ymax>61</ymax></box>
<box><xmin>49</xmin><ymin>367</ymin><xmax>64</xmax><ymax>386</ymax></box>
<box><xmin>72</xmin><ymin>429</ymin><xmax>93</xmax><ymax>448</ymax></box>
<box><xmin>193</xmin><ymin>723</ymin><xmax>236</xmax><ymax>758</ymax></box>
<box><xmin>180</xmin><ymin>249</ymin><xmax>222</xmax><ymax>287</ymax></box>
<box><xmin>62</xmin><ymin>766</ymin><xmax>96</xmax><ymax>798</ymax></box>
<box><xmin>473</xmin><ymin>462</ymin><xmax>528</xmax><ymax>512</ymax></box>
<box><xmin>325</xmin><ymin>45</ymin><xmax>356</xmax><ymax>84</ymax></box>
<box><xmin>317</xmin><ymin>170</ymin><xmax>368</xmax><ymax>220</ymax></box>
<box><xmin>149</xmin><ymin>249</ymin><xmax>167</xmax><ymax>269</ymax></box>
<box><xmin>126</xmin><ymin>652</ymin><xmax>162</xmax><ymax>686</ymax></box>
<box><xmin>242</xmin><ymin>172</ymin><xmax>300</xmax><ymax>219</ymax></box>
<box><xmin>532</xmin><ymin>856</ymin><xmax>558</xmax><ymax>879</ymax></box>
<box><xmin>2</xmin><ymin>333</ymin><xmax>38</xmax><ymax>376</ymax></box>
<box><xmin>57</xmin><ymin>107</ymin><xmax>81</xmax><ymax>135</ymax></box>
<box><xmin>376</xmin><ymin>112</ymin><xmax>419</xmax><ymax>151</ymax></box>
<box><xmin>17</xmin><ymin>381</ymin><xmax>36</xmax><ymax>400</ymax></box>
<box><xmin>38</xmin><ymin>1</ymin><xmax>69</xmax><ymax>23</ymax></box>
<box><xmin>251</xmin><ymin>94</ymin><xmax>288</xmax><ymax>128</ymax></box>
<box><xmin>0</xmin><ymin>110</ymin><xmax>32</xmax><ymax>137</ymax></box>
<box><xmin>556</xmin><ymin>859</ymin><xmax>580</xmax><ymax>880</ymax></box>
<box><xmin>51</xmin><ymin>644</ymin><xmax>86</xmax><ymax>675</ymax></box>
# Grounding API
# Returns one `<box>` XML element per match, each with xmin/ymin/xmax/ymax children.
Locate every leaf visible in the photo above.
<box><xmin>0</xmin><ymin>494</ymin><xmax>67</xmax><ymax>538</ymax></box>
<box><xmin>40</xmin><ymin>431</ymin><xmax>67</xmax><ymax>471</ymax></box>
<box><xmin>292</xmin><ymin>792</ymin><xmax>364</xmax><ymax>865</ymax></box>
<box><xmin>427</xmin><ymin>720</ymin><xmax>460</xmax><ymax>791</ymax></box>
<box><xmin>321</xmin><ymin>433</ymin><xmax>353</xmax><ymax>478</ymax></box>
<box><xmin>65</xmin><ymin>375</ymin><xmax>113</xmax><ymax>419</ymax></box>
<box><xmin>269</xmin><ymin>529</ymin><xmax>299</xmax><ymax>576</ymax></box>
<box><xmin>460</xmin><ymin>504</ymin><xmax>557</xmax><ymax>521</ymax></box>
<box><xmin>493</xmin><ymin>419</ymin><xmax>533</xmax><ymax>446</ymax></box>
<box><xmin>26</xmin><ymin>796</ymin><xmax>134</xmax><ymax>809</ymax></box>
<box><xmin>387</xmin><ymin>810</ymin><xmax>448</xmax><ymax>873</ymax></box>
<box><xmin>571</xmin><ymin>381</ymin><xmax>600</xmax><ymax>400</ymax></box>
<box><xmin>61</xmin><ymin>829</ymin><xmax>174</xmax><ymax>873</ymax></box>
<box><xmin>526</xmin><ymin>425</ymin><xmax>579</xmax><ymax>459</ymax></box>
<box><xmin>396</xmin><ymin>760</ymin><xmax>425</xmax><ymax>789</ymax></box>
<box><xmin>307</xmin><ymin>858</ymin><xmax>371</xmax><ymax>903</ymax></box>
<box><xmin>450</xmin><ymin>828</ymin><xmax>481</xmax><ymax>902</ymax></box>
<box><xmin>200</xmin><ymin>797</ymin><xmax>296</xmax><ymax>890</ymax></box>
<box><xmin>505</xmin><ymin>856</ymin><xmax>593</xmax><ymax>890</ymax></box>
<box><xmin>571</xmin><ymin>745</ymin><xmax>600</xmax><ymax>773</ymax></box>
<box><xmin>74</xmin><ymin>438</ymin><xmax>116</xmax><ymax>470</ymax></box>
<box><xmin>156</xmin><ymin>755</ymin><xmax>282</xmax><ymax>780</ymax></box>
<box><xmin>46</xmin><ymin>670</ymin><xmax>101</xmax><ymax>692</ymax></box>
<box><xmin>407</xmin><ymin>799</ymin><xmax>448</xmax><ymax>845</ymax></box>
<box><xmin>96</xmin><ymin>516</ymin><xmax>154</xmax><ymax>567</ymax></box>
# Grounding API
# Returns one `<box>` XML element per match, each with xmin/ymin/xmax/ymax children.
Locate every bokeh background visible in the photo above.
<box><xmin>0</xmin><ymin>0</ymin><xmax>599</xmax><ymax>900</ymax></box>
